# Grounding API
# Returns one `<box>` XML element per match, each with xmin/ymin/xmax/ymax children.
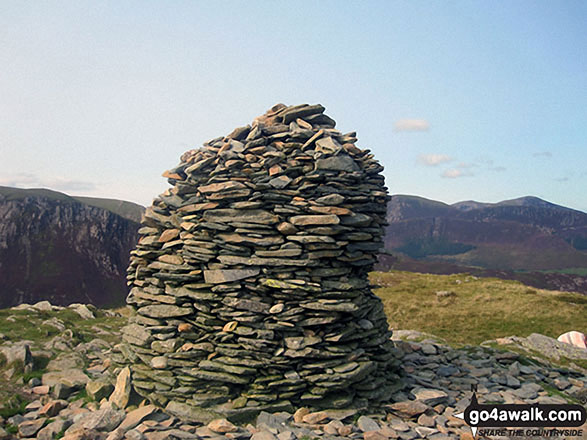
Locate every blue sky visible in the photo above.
<box><xmin>1</xmin><ymin>1</ymin><xmax>586</xmax><ymax>211</ymax></box>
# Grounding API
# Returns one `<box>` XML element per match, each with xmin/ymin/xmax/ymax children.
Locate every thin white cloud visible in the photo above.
<box><xmin>555</xmin><ymin>177</ymin><xmax>569</xmax><ymax>183</ymax></box>
<box><xmin>418</xmin><ymin>154</ymin><xmax>453</xmax><ymax>166</ymax></box>
<box><xmin>477</xmin><ymin>156</ymin><xmax>494</xmax><ymax>166</ymax></box>
<box><xmin>0</xmin><ymin>173</ymin><xmax>97</xmax><ymax>192</ymax></box>
<box><xmin>457</xmin><ymin>162</ymin><xmax>476</xmax><ymax>169</ymax></box>
<box><xmin>533</xmin><ymin>151</ymin><xmax>552</xmax><ymax>158</ymax></box>
<box><xmin>442</xmin><ymin>168</ymin><xmax>474</xmax><ymax>179</ymax></box>
<box><xmin>489</xmin><ymin>166</ymin><xmax>506</xmax><ymax>172</ymax></box>
<box><xmin>394</xmin><ymin>119</ymin><xmax>430</xmax><ymax>132</ymax></box>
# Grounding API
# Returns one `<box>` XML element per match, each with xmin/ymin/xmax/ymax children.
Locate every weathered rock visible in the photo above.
<box><xmin>86</xmin><ymin>381</ymin><xmax>114</xmax><ymax>401</ymax></box>
<box><xmin>69</xmin><ymin>304</ymin><xmax>95</xmax><ymax>320</ymax></box>
<box><xmin>207</xmin><ymin>418</ymin><xmax>237</xmax><ymax>433</ymax></box>
<box><xmin>138</xmin><ymin>305</ymin><xmax>193</xmax><ymax>318</ymax></box>
<box><xmin>302</xmin><ymin>411</ymin><xmax>329</xmax><ymax>424</ymax></box>
<box><xmin>74</xmin><ymin>407</ymin><xmax>125</xmax><ymax>431</ymax></box>
<box><xmin>290</xmin><ymin>215</ymin><xmax>340</xmax><ymax>226</ymax></box>
<box><xmin>388</xmin><ymin>400</ymin><xmax>430</xmax><ymax>417</ymax></box>
<box><xmin>109</xmin><ymin>367</ymin><xmax>131</xmax><ymax>409</ymax></box>
<box><xmin>0</xmin><ymin>343</ymin><xmax>33</xmax><ymax>371</ymax></box>
<box><xmin>357</xmin><ymin>415</ymin><xmax>380</xmax><ymax>432</ymax></box>
<box><xmin>204</xmin><ymin>268</ymin><xmax>260</xmax><ymax>284</ymax></box>
<box><xmin>118</xmin><ymin>404</ymin><xmax>158</xmax><ymax>431</ymax></box>
<box><xmin>37</xmin><ymin>419</ymin><xmax>73</xmax><ymax>440</ymax></box>
<box><xmin>165</xmin><ymin>401</ymin><xmax>222</xmax><ymax>424</ymax></box>
<box><xmin>363</xmin><ymin>431</ymin><xmax>388</xmax><ymax>440</ymax></box>
<box><xmin>18</xmin><ymin>418</ymin><xmax>46</xmax><ymax>437</ymax></box>
<box><xmin>42</xmin><ymin>369</ymin><xmax>90</xmax><ymax>388</ymax></box>
<box><xmin>251</xmin><ymin>432</ymin><xmax>278</xmax><ymax>440</ymax></box>
<box><xmin>412</xmin><ymin>388</ymin><xmax>448</xmax><ymax>405</ymax></box>
<box><xmin>39</xmin><ymin>399</ymin><xmax>68</xmax><ymax>417</ymax></box>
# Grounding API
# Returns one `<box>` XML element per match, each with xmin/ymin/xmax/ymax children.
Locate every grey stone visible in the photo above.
<box><xmin>204</xmin><ymin>268</ymin><xmax>260</xmax><ymax>284</ymax></box>
<box><xmin>18</xmin><ymin>418</ymin><xmax>46</xmax><ymax>437</ymax></box>
<box><xmin>119</xmin><ymin>404</ymin><xmax>158</xmax><ymax>431</ymax></box>
<box><xmin>203</xmin><ymin>209</ymin><xmax>279</xmax><ymax>225</ymax></box>
<box><xmin>125</xmin><ymin>429</ymin><xmax>146</xmax><ymax>440</ymax></box>
<box><xmin>357</xmin><ymin>415</ymin><xmax>380</xmax><ymax>432</ymax></box>
<box><xmin>109</xmin><ymin>367</ymin><xmax>131</xmax><ymax>409</ymax></box>
<box><xmin>138</xmin><ymin>305</ymin><xmax>194</xmax><ymax>318</ymax></box>
<box><xmin>76</xmin><ymin>407</ymin><xmax>125</xmax><ymax>431</ymax></box>
<box><xmin>165</xmin><ymin>401</ymin><xmax>222</xmax><ymax>424</ymax></box>
<box><xmin>315</xmin><ymin>155</ymin><xmax>359</xmax><ymax>172</ymax></box>
<box><xmin>316</xmin><ymin>194</ymin><xmax>345</xmax><ymax>205</ymax></box>
<box><xmin>69</xmin><ymin>303</ymin><xmax>96</xmax><ymax>319</ymax></box>
<box><xmin>37</xmin><ymin>418</ymin><xmax>73</xmax><ymax>440</ymax></box>
<box><xmin>86</xmin><ymin>380</ymin><xmax>114</xmax><ymax>401</ymax></box>
<box><xmin>0</xmin><ymin>343</ymin><xmax>33</xmax><ymax>369</ymax></box>
<box><xmin>251</xmin><ymin>431</ymin><xmax>278</xmax><ymax>440</ymax></box>
<box><xmin>32</xmin><ymin>300</ymin><xmax>54</xmax><ymax>311</ymax></box>
<box><xmin>43</xmin><ymin>369</ymin><xmax>90</xmax><ymax>388</ymax></box>
<box><xmin>52</xmin><ymin>382</ymin><xmax>76</xmax><ymax>399</ymax></box>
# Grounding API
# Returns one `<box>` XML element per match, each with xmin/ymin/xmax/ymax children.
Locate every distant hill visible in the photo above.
<box><xmin>385</xmin><ymin>195</ymin><xmax>587</xmax><ymax>271</ymax></box>
<box><xmin>0</xmin><ymin>186</ymin><xmax>144</xmax><ymax>308</ymax></box>
<box><xmin>73</xmin><ymin>196</ymin><xmax>144</xmax><ymax>223</ymax></box>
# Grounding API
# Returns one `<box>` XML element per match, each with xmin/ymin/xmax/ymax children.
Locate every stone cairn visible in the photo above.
<box><xmin>122</xmin><ymin>103</ymin><xmax>401</xmax><ymax>422</ymax></box>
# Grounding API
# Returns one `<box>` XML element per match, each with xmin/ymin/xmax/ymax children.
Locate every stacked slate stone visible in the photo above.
<box><xmin>122</xmin><ymin>103</ymin><xmax>401</xmax><ymax>422</ymax></box>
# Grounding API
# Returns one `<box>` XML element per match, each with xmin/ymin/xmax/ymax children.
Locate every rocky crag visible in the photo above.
<box><xmin>0</xmin><ymin>187</ymin><xmax>142</xmax><ymax>308</ymax></box>
<box><xmin>0</xmin><ymin>302</ymin><xmax>586</xmax><ymax>439</ymax></box>
<box><xmin>120</xmin><ymin>104</ymin><xmax>401</xmax><ymax>420</ymax></box>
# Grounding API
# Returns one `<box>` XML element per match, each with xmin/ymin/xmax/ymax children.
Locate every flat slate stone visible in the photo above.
<box><xmin>203</xmin><ymin>209</ymin><xmax>279</xmax><ymax>225</ymax></box>
<box><xmin>218</xmin><ymin>255</ymin><xmax>316</xmax><ymax>267</ymax></box>
<box><xmin>315</xmin><ymin>155</ymin><xmax>359</xmax><ymax>172</ymax></box>
<box><xmin>290</xmin><ymin>214</ymin><xmax>340</xmax><ymax>226</ymax></box>
<box><xmin>42</xmin><ymin>369</ymin><xmax>90</xmax><ymax>388</ymax></box>
<box><xmin>138</xmin><ymin>305</ymin><xmax>194</xmax><ymax>318</ymax></box>
<box><xmin>199</xmin><ymin>181</ymin><xmax>247</xmax><ymax>193</ymax></box>
<box><xmin>204</xmin><ymin>268</ymin><xmax>260</xmax><ymax>284</ymax></box>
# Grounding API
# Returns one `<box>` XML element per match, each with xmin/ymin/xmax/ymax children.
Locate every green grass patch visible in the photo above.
<box><xmin>69</xmin><ymin>388</ymin><xmax>92</xmax><ymax>404</ymax></box>
<box><xmin>372</xmin><ymin>271</ymin><xmax>587</xmax><ymax>346</ymax></box>
<box><xmin>0</xmin><ymin>307</ymin><xmax>126</xmax><ymax>348</ymax></box>
<box><xmin>5</xmin><ymin>424</ymin><xmax>18</xmax><ymax>434</ymax></box>
<box><xmin>539</xmin><ymin>382</ymin><xmax>582</xmax><ymax>404</ymax></box>
<box><xmin>0</xmin><ymin>393</ymin><xmax>28</xmax><ymax>418</ymax></box>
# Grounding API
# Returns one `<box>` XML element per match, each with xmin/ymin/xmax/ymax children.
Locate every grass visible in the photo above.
<box><xmin>372</xmin><ymin>271</ymin><xmax>587</xmax><ymax>346</ymax></box>
<box><xmin>5</xmin><ymin>424</ymin><xmax>18</xmax><ymax>434</ymax></box>
<box><xmin>539</xmin><ymin>382</ymin><xmax>583</xmax><ymax>405</ymax></box>
<box><xmin>69</xmin><ymin>388</ymin><xmax>92</xmax><ymax>404</ymax></box>
<box><xmin>0</xmin><ymin>307</ymin><xmax>127</xmax><ymax>347</ymax></box>
<box><xmin>0</xmin><ymin>393</ymin><xmax>28</xmax><ymax>418</ymax></box>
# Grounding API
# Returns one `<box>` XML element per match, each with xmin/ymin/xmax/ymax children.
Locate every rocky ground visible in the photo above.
<box><xmin>0</xmin><ymin>303</ymin><xmax>586</xmax><ymax>440</ymax></box>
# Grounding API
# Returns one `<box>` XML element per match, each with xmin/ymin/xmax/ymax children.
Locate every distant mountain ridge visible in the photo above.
<box><xmin>385</xmin><ymin>195</ymin><xmax>587</xmax><ymax>271</ymax></box>
<box><xmin>0</xmin><ymin>186</ymin><xmax>144</xmax><ymax>222</ymax></box>
<box><xmin>0</xmin><ymin>186</ymin><xmax>144</xmax><ymax>308</ymax></box>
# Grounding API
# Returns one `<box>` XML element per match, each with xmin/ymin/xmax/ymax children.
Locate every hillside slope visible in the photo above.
<box><xmin>0</xmin><ymin>186</ymin><xmax>142</xmax><ymax>308</ymax></box>
<box><xmin>385</xmin><ymin>195</ymin><xmax>587</xmax><ymax>271</ymax></box>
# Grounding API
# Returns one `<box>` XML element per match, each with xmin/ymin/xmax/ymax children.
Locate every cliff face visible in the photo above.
<box><xmin>0</xmin><ymin>187</ymin><xmax>141</xmax><ymax>308</ymax></box>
